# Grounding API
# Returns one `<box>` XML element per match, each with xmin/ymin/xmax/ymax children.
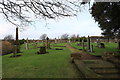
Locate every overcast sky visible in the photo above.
<box><xmin>0</xmin><ymin>4</ymin><xmax>102</xmax><ymax>40</ymax></box>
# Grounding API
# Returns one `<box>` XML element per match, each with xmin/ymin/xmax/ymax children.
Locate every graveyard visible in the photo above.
<box><xmin>1</xmin><ymin>0</ymin><xmax>120</xmax><ymax>79</ymax></box>
<box><xmin>2</xmin><ymin>38</ymin><xmax>120</xmax><ymax>78</ymax></box>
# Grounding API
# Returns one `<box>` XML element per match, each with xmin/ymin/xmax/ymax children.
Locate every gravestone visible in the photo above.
<box><xmin>82</xmin><ymin>40</ymin><xmax>85</xmax><ymax>50</ymax></box>
<box><xmin>118</xmin><ymin>41</ymin><xmax>120</xmax><ymax>49</ymax></box>
<box><xmin>68</xmin><ymin>39</ymin><xmax>71</xmax><ymax>43</ymax></box>
<box><xmin>46</xmin><ymin>37</ymin><xmax>50</xmax><ymax>49</ymax></box>
<box><xmin>102</xmin><ymin>52</ymin><xmax>115</xmax><ymax>60</ymax></box>
<box><xmin>54</xmin><ymin>38</ymin><xmax>57</xmax><ymax>44</ymax></box>
<box><xmin>37</xmin><ymin>46</ymin><xmax>46</xmax><ymax>54</ymax></box>
<box><xmin>87</xmin><ymin>35</ymin><xmax>91</xmax><ymax>52</ymax></box>
<box><xmin>100</xmin><ymin>43</ymin><xmax>105</xmax><ymax>48</ymax></box>
<box><xmin>91</xmin><ymin>45</ymin><xmax>94</xmax><ymax>52</ymax></box>
<box><xmin>97</xmin><ymin>38</ymin><xmax>101</xmax><ymax>48</ymax></box>
<box><xmin>26</xmin><ymin>38</ymin><xmax>29</xmax><ymax>50</ymax></box>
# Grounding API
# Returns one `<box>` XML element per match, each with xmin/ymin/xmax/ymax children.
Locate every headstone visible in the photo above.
<box><xmin>26</xmin><ymin>38</ymin><xmax>29</xmax><ymax>50</ymax></box>
<box><xmin>39</xmin><ymin>46</ymin><xmax>46</xmax><ymax>54</ymax></box>
<box><xmin>54</xmin><ymin>38</ymin><xmax>57</xmax><ymax>44</ymax></box>
<box><xmin>37</xmin><ymin>46</ymin><xmax>46</xmax><ymax>54</ymax></box>
<box><xmin>82</xmin><ymin>40</ymin><xmax>85</xmax><ymax>50</ymax></box>
<box><xmin>46</xmin><ymin>37</ymin><xmax>50</xmax><ymax>49</ymax></box>
<box><xmin>118</xmin><ymin>41</ymin><xmax>120</xmax><ymax>49</ymax></box>
<box><xmin>68</xmin><ymin>39</ymin><xmax>71</xmax><ymax>43</ymax></box>
<box><xmin>87</xmin><ymin>35</ymin><xmax>91</xmax><ymax>52</ymax></box>
<box><xmin>100</xmin><ymin>43</ymin><xmax>105</xmax><ymax>48</ymax></box>
<box><xmin>91</xmin><ymin>45</ymin><xmax>93</xmax><ymax>52</ymax></box>
<box><xmin>97</xmin><ymin>38</ymin><xmax>101</xmax><ymax>48</ymax></box>
<box><xmin>14</xmin><ymin>45</ymin><xmax>17</xmax><ymax>57</ymax></box>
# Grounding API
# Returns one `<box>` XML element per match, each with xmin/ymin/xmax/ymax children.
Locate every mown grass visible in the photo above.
<box><xmin>2</xmin><ymin>42</ymin><xmax>81</xmax><ymax>78</ymax></box>
<box><xmin>70</xmin><ymin>42</ymin><xmax>120</xmax><ymax>56</ymax></box>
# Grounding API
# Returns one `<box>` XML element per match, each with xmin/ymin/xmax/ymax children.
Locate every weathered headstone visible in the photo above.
<box><xmin>46</xmin><ymin>37</ymin><xmax>50</xmax><ymax>49</ymax></box>
<box><xmin>100</xmin><ymin>43</ymin><xmax>105</xmax><ymax>48</ymax></box>
<box><xmin>82</xmin><ymin>40</ymin><xmax>85</xmax><ymax>50</ymax></box>
<box><xmin>37</xmin><ymin>46</ymin><xmax>46</xmax><ymax>54</ymax></box>
<box><xmin>54</xmin><ymin>38</ymin><xmax>57</xmax><ymax>44</ymax></box>
<box><xmin>91</xmin><ymin>45</ymin><xmax>93</xmax><ymax>52</ymax></box>
<box><xmin>26</xmin><ymin>38</ymin><xmax>29</xmax><ymax>50</ymax></box>
<box><xmin>68</xmin><ymin>39</ymin><xmax>71</xmax><ymax>43</ymax></box>
<box><xmin>87</xmin><ymin>35</ymin><xmax>91</xmax><ymax>52</ymax></box>
<box><xmin>97</xmin><ymin>38</ymin><xmax>101</xmax><ymax>48</ymax></box>
<box><xmin>39</xmin><ymin>46</ymin><xmax>46</xmax><ymax>54</ymax></box>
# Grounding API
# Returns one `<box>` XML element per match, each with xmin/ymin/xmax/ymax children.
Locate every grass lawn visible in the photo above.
<box><xmin>2</xmin><ymin>42</ymin><xmax>81</xmax><ymax>78</ymax></box>
<box><xmin>70</xmin><ymin>42</ymin><xmax>120</xmax><ymax>56</ymax></box>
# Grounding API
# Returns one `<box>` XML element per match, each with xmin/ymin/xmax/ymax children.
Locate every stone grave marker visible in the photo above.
<box><xmin>97</xmin><ymin>38</ymin><xmax>101</xmax><ymax>48</ymax></box>
<box><xmin>91</xmin><ymin>45</ymin><xmax>94</xmax><ymax>52</ymax></box>
<box><xmin>26</xmin><ymin>38</ymin><xmax>29</xmax><ymax>50</ymax></box>
<box><xmin>54</xmin><ymin>38</ymin><xmax>57</xmax><ymax>44</ymax></box>
<box><xmin>46</xmin><ymin>37</ymin><xmax>50</xmax><ymax>49</ymax></box>
<box><xmin>82</xmin><ymin>40</ymin><xmax>85</xmax><ymax>50</ymax></box>
<box><xmin>87</xmin><ymin>35</ymin><xmax>91</xmax><ymax>52</ymax></box>
<box><xmin>68</xmin><ymin>39</ymin><xmax>71</xmax><ymax>43</ymax></box>
<box><xmin>100</xmin><ymin>43</ymin><xmax>105</xmax><ymax>48</ymax></box>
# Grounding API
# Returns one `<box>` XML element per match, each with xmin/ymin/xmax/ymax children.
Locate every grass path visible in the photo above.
<box><xmin>65</xmin><ymin>44</ymin><xmax>82</xmax><ymax>53</ymax></box>
<box><xmin>66</xmin><ymin>44</ymin><xmax>99</xmax><ymax>60</ymax></box>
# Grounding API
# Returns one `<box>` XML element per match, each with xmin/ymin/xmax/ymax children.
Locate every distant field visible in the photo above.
<box><xmin>2</xmin><ymin>42</ymin><xmax>81</xmax><ymax>78</ymax></box>
<box><xmin>70</xmin><ymin>42</ymin><xmax>120</xmax><ymax>56</ymax></box>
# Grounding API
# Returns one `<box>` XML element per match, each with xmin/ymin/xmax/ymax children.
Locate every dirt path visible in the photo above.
<box><xmin>65</xmin><ymin>44</ymin><xmax>100</xmax><ymax>60</ymax></box>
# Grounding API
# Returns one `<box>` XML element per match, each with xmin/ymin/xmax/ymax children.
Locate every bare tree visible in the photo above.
<box><xmin>61</xmin><ymin>33</ymin><xmax>69</xmax><ymax>40</ymax></box>
<box><xmin>0</xmin><ymin>0</ymin><xmax>89</xmax><ymax>28</ymax></box>
<box><xmin>40</xmin><ymin>34</ymin><xmax>47</xmax><ymax>40</ymax></box>
<box><xmin>3</xmin><ymin>35</ymin><xmax>14</xmax><ymax>41</ymax></box>
<box><xmin>70</xmin><ymin>34</ymin><xmax>76</xmax><ymax>39</ymax></box>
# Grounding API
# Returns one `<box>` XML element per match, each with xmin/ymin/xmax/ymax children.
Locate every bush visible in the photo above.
<box><xmin>19</xmin><ymin>39</ymin><xmax>25</xmax><ymax>45</ymax></box>
<box><xmin>2</xmin><ymin>41</ymin><xmax>14</xmax><ymax>55</ymax></box>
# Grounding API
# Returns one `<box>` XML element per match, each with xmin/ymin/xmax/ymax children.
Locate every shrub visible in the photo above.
<box><xmin>2</xmin><ymin>41</ymin><xmax>14</xmax><ymax>55</ymax></box>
